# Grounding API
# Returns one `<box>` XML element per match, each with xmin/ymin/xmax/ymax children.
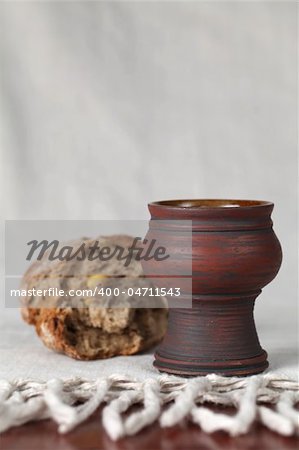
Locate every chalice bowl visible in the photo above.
<box><xmin>142</xmin><ymin>199</ymin><xmax>282</xmax><ymax>376</ymax></box>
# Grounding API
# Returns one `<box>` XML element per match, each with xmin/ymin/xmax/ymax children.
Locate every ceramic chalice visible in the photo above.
<box><xmin>142</xmin><ymin>199</ymin><xmax>282</xmax><ymax>376</ymax></box>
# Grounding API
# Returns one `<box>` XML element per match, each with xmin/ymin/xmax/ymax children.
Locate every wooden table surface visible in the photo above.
<box><xmin>1</xmin><ymin>405</ymin><xmax>298</xmax><ymax>450</ymax></box>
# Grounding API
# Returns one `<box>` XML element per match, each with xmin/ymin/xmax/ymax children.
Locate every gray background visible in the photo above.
<box><xmin>0</xmin><ymin>2</ymin><xmax>297</xmax><ymax>336</ymax></box>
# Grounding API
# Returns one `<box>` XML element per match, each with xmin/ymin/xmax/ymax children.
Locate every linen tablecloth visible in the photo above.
<box><xmin>0</xmin><ymin>307</ymin><xmax>298</xmax><ymax>439</ymax></box>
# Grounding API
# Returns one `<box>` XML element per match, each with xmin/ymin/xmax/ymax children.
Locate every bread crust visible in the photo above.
<box><xmin>21</xmin><ymin>235</ymin><xmax>168</xmax><ymax>360</ymax></box>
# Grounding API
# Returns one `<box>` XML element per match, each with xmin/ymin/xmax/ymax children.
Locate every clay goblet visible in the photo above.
<box><xmin>142</xmin><ymin>199</ymin><xmax>282</xmax><ymax>376</ymax></box>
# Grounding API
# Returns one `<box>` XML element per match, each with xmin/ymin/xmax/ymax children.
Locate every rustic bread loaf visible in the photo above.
<box><xmin>21</xmin><ymin>235</ymin><xmax>168</xmax><ymax>360</ymax></box>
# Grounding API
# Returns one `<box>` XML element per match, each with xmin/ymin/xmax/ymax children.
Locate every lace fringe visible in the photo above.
<box><xmin>0</xmin><ymin>374</ymin><xmax>298</xmax><ymax>439</ymax></box>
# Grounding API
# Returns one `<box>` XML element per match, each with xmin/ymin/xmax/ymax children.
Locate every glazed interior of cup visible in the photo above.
<box><xmin>150</xmin><ymin>199</ymin><xmax>272</xmax><ymax>208</ymax></box>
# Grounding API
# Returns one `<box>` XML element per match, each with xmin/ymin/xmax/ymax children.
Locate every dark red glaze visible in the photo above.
<box><xmin>142</xmin><ymin>199</ymin><xmax>282</xmax><ymax>376</ymax></box>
